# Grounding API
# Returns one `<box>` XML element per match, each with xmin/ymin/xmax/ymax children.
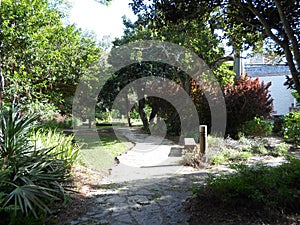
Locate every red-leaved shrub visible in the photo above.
<box><xmin>190</xmin><ymin>75</ymin><xmax>273</xmax><ymax>138</ymax></box>
<box><xmin>224</xmin><ymin>75</ymin><xmax>273</xmax><ymax>137</ymax></box>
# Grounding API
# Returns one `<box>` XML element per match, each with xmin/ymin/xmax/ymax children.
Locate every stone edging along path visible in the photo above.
<box><xmin>70</xmin><ymin>128</ymin><xmax>209</xmax><ymax>225</ymax></box>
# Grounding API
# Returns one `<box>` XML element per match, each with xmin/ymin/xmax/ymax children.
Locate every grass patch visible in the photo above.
<box><xmin>77</xmin><ymin>134</ymin><xmax>133</xmax><ymax>171</ymax></box>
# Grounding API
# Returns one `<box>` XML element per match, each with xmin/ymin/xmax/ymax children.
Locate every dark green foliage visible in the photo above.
<box><xmin>99</xmin><ymin>1</ymin><xmax>235</xmax><ymax>131</ymax></box>
<box><xmin>282</xmin><ymin>112</ymin><xmax>300</xmax><ymax>145</ymax></box>
<box><xmin>242</xmin><ymin>117</ymin><xmax>273</xmax><ymax>137</ymax></box>
<box><xmin>224</xmin><ymin>76</ymin><xmax>273</xmax><ymax>138</ymax></box>
<box><xmin>273</xmin><ymin>115</ymin><xmax>285</xmax><ymax>134</ymax></box>
<box><xmin>194</xmin><ymin>158</ymin><xmax>300</xmax><ymax>212</ymax></box>
<box><xmin>0</xmin><ymin>0</ymin><xmax>102</xmax><ymax>112</ymax></box>
<box><xmin>190</xmin><ymin>80</ymin><xmax>213</xmax><ymax>135</ymax></box>
<box><xmin>39</xmin><ymin>116</ymin><xmax>75</xmax><ymax>130</ymax></box>
<box><xmin>0</xmin><ymin>106</ymin><xmax>77</xmax><ymax>224</ymax></box>
<box><xmin>131</xmin><ymin>0</ymin><xmax>300</xmax><ymax>98</ymax></box>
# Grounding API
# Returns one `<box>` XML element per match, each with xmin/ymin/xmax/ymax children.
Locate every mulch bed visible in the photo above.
<box><xmin>185</xmin><ymin>195</ymin><xmax>300</xmax><ymax>225</ymax></box>
<box><xmin>46</xmin><ymin>166</ymin><xmax>107</xmax><ymax>225</ymax></box>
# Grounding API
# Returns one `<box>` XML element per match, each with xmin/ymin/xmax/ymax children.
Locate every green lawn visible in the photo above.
<box><xmin>76</xmin><ymin>134</ymin><xmax>133</xmax><ymax>171</ymax></box>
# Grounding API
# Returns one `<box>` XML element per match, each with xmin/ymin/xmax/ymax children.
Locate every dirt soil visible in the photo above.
<box><xmin>46</xmin><ymin>166</ymin><xmax>108</xmax><ymax>225</ymax></box>
<box><xmin>185</xmin><ymin>195</ymin><xmax>300</xmax><ymax>225</ymax></box>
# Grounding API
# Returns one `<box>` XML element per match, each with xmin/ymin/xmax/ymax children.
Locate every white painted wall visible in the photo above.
<box><xmin>258</xmin><ymin>75</ymin><xmax>295</xmax><ymax>115</ymax></box>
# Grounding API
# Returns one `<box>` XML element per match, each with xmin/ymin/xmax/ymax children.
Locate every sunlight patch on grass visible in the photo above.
<box><xmin>76</xmin><ymin>135</ymin><xmax>133</xmax><ymax>171</ymax></box>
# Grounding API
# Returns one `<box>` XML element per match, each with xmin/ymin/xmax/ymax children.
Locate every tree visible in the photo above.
<box><xmin>0</xmin><ymin>0</ymin><xmax>102</xmax><ymax>114</ymax></box>
<box><xmin>226</xmin><ymin>0</ymin><xmax>300</xmax><ymax>98</ymax></box>
<box><xmin>99</xmin><ymin>4</ymin><xmax>235</xmax><ymax>130</ymax></box>
<box><xmin>131</xmin><ymin>0</ymin><xmax>300</xmax><ymax>98</ymax></box>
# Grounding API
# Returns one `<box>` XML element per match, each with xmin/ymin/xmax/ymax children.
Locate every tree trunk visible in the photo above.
<box><xmin>135</xmin><ymin>78</ymin><xmax>149</xmax><ymax>130</ymax></box>
<box><xmin>127</xmin><ymin>112</ymin><xmax>132</xmax><ymax>127</ymax></box>
<box><xmin>0</xmin><ymin>62</ymin><xmax>3</xmax><ymax>109</ymax></box>
<box><xmin>234</xmin><ymin>51</ymin><xmax>242</xmax><ymax>80</ymax></box>
<box><xmin>125</xmin><ymin>96</ymin><xmax>132</xmax><ymax>127</ymax></box>
<box><xmin>138</xmin><ymin>98</ymin><xmax>149</xmax><ymax>129</ymax></box>
<box><xmin>88</xmin><ymin>116</ymin><xmax>92</xmax><ymax>129</ymax></box>
<box><xmin>282</xmin><ymin>43</ymin><xmax>300</xmax><ymax>98</ymax></box>
<box><xmin>149</xmin><ymin>105</ymin><xmax>158</xmax><ymax>123</ymax></box>
<box><xmin>245</xmin><ymin>1</ymin><xmax>300</xmax><ymax>99</ymax></box>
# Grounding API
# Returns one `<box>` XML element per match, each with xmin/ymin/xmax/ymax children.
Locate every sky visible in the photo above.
<box><xmin>69</xmin><ymin>0</ymin><xmax>137</xmax><ymax>40</ymax></box>
<box><xmin>68</xmin><ymin>0</ymin><xmax>249</xmax><ymax>61</ymax></box>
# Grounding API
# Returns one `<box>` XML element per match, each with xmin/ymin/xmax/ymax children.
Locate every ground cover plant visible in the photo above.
<box><xmin>182</xmin><ymin>134</ymin><xmax>289</xmax><ymax>168</ymax></box>
<box><xmin>187</xmin><ymin>157</ymin><xmax>300</xmax><ymax>225</ymax></box>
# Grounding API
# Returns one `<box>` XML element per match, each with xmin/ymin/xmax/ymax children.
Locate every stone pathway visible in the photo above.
<box><xmin>70</xmin><ymin>128</ymin><xmax>208</xmax><ymax>225</ymax></box>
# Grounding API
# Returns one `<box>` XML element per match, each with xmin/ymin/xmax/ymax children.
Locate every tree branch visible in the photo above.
<box><xmin>274</xmin><ymin>0</ymin><xmax>300</xmax><ymax>69</ymax></box>
<box><xmin>246</xmin><ymin>2</ymin><xmax>284</xmax><ymax>47</ymax></box>
<box><xmin>210</xmin><ymin>55</ymin><xmax>234</xmax><ymax>69</ymax></box>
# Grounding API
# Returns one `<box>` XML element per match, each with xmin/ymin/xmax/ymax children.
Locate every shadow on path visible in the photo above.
<box><xmin>69</xmin><ymin>127</ymin><xmax>208</xmax><ymax>225</ymax></box>
<box><xmin>70</xmin><ymin>169</ymin><xmax>208</xmax><ymax>225</ymax></box>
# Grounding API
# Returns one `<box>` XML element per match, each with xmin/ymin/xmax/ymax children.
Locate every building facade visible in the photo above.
<box><xmin>244</xmin><ymin>64</ymin><xmax>295</xmax><ymax>115</ymax></box>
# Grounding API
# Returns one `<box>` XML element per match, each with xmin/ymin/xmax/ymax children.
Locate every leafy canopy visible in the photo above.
<box><xmin>130</xmin><ymin>0</ymin><xmax>300</xmax><ymax>96</ymax></box>
<box><xmin>0</xmin><ymin>0</ymin><xmax>103</xmax><ymax>113</ymax></box>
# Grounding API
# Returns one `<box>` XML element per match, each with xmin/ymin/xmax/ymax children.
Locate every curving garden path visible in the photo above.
<box><xmin>69</xmin><ymin>128</ymin><xmax>208</xmax><ymax>225</ymax></box>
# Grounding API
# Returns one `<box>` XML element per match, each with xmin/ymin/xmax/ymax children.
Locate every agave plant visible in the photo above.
<box><xmin>0</xmin><ymin>106</ymin><xmax>73</xmax><ymax>220</ymax></box>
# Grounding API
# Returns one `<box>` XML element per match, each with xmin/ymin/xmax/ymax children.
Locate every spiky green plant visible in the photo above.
<box><xmin>31</xmin><ymin>128</ymin><xmax>80</xmax><ymax>168</ymax></box>
<box><xmin>0</xmin><ymin>106</ymin><xmax>74</xmax><ymax>222</ymax></box>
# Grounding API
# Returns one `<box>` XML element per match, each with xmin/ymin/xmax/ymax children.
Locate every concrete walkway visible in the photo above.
<box><xmin>70</xmin><ymin>128</ymin><xmax>208</xmax><ymax>225</ymax></box>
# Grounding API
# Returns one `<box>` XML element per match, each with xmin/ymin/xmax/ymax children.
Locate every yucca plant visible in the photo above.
<box><xmin>0</xmin><ymin>106</ymin><xmax>73</xmax><ymax>223</ymax></box>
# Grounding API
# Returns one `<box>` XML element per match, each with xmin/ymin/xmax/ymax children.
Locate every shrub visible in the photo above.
<box><xmin>224</xmin><ymin>75</ymin><xmax>273</xmax><ymax>138</ymax></box>
<box><xmin>0</xmin><ymin>106</ymin><xmax>76</xmax><ymax>223</ymax></box>
<box><xmin>242</xmin><ymin>117</ymin><xmax>273</xmax><ymax>137</ymax></box>
<box><xmin>210</xmin><ymin>153</ymin><xmax>229</xmax><ymax>165</ymax></box>
<box><xmin>201</xmin><ymin>136</ymin><xmax>252</xmax><ymax>165</ymax></box>
<box><xmin>231</xmin><ymin>151</ymin><xmax>252</xmax><ymax>161</ymax></box>
<box><xmin>182</xmin><ymin>147</ymin><xmax>204</xmax><ymax>168</ymax></box>
<box><xmin>31</xmin><ymin>128</ymin><xmax>80</xmax><ymax>168</ymax></box>
<box><xmin>190</xmin><ymin>76</ymin><xmax>273</xmax><ymax>137</ymax></box>
<box><xmin>239</xmin><ymin>137</ymin><xmax>288</xmax><ymax>157</ymax></box>
<box><xmin>282</xmin><ymin>112</ymin><xmax>300</xmax><ymax>144</ymax></box>
<box><xmin>272</xmin><ymin>142</ymin><xmax>289</xmax><ymax>156</ymax></box>
<box><xmin>39</xmin><ymin>114</ymin><xmax>77</xmax><ymax>130</ymax></box>
<box><xmin>273</xmin><ymin>115</ymin><xmax>285</xmax><ymax>134</ymax></box>
<box><xmin>252</xmin><ymin>144</ymin><xmax>269</xmax><ymax>155</ymax></box>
